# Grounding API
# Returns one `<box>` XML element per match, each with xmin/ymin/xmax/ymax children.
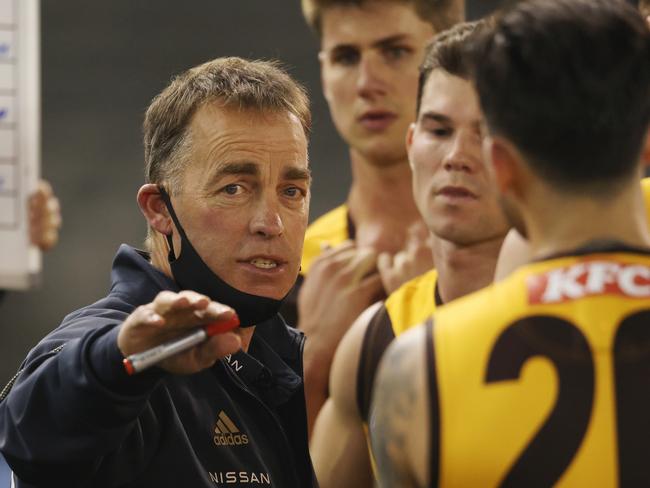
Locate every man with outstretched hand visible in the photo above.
<box><xmin>0</xmin><ymin>57</ymin><xmax>316</xmax><ymax>487</ymax></box>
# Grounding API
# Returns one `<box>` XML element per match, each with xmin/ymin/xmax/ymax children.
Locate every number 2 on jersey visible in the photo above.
<box><xmin>484</xmin><ymin>311</ymin><xmax>650</xmax><ymax>487</ymax></box>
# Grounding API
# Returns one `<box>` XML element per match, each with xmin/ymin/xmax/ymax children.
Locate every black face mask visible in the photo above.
<box><xmin>158</xmin><ymin>187</ymin><xmax>284</xmax><ymax>327</ymax></box>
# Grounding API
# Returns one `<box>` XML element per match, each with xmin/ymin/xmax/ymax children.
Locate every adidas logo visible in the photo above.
<box><xmin>213</xmin><ymin>410</ymin><xmax>249</xmax><ymax>446</ymax></box>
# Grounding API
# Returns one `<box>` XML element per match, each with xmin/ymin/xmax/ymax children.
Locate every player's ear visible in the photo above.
<box><xmin>318</xmin><ymin>51</ymin><xmax>332</xmax><ymax>104</ymax></box>
<box><xmin>406</xmin><ymin>122</ymin><xmax>416</xmax><ymax>168</ymax></box>
<box><xmin>137</xmin><ymin>184</ymin><xmax>173</xmax><ymax>236</ymax></box>
<box><xmin>406</xmin><ymin>122</ymin><xmax>416</xmax><ymax>150</ymax></box>
<box><xmin>483</xmin><ymin>135</ymin><xmax>523</xmax><ymax>198</ymax></box>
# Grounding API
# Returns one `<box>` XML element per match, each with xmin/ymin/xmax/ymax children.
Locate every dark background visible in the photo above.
<box><xmin>0</xmin><ymin>0</ymin><xmax>639</xmax><ymax>381</ymax></box>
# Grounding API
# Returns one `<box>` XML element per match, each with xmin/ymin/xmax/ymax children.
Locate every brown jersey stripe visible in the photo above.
<box><xmin>356</xmin><ymin>305</ymin><xmax>396</xmax><ymax>422</ymax></box>
<box><xmin>426</xmin><ymin>317</ymin><xmax>440</xmax><ymax>488</ymax></box>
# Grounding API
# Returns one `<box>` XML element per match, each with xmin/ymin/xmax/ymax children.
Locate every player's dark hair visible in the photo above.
<box><xmin>416</xmin><ymin>19</ymin><xmax>489</xmax><ymax>115</ymax></box>
<box><xmin>470</xmin><ymin>0</ymin><xmax>650</xmax><ymax>192</ymax></box>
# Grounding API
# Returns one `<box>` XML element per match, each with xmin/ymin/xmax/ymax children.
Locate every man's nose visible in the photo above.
<box><xmin>356</xmin><ymin>54</ymin><xmax>388</xmax><ymax>99</ymax></box>
<box><xmin>249</xmin><ymin>195</ymin><xmax>284</xmax><ymax>238</ymax></box>
<box><xmin>443</xmin><ymin>130</ymin><xmax>479</xmax><ymax>173</ymax></box>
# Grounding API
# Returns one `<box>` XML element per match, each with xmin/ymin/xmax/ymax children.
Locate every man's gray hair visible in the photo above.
<box><xmin>143</xmin><ymin>57</ymin><xmax>311</xmax><ymax>192</ymax></box>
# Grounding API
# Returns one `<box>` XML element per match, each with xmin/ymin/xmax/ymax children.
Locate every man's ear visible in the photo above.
<box><xmin>484</xmin><ymin>135</ymin><xmax>525</xmax><ymax>198</ymax></box>
<box><xmin>318</xmin><ymin>51</ymin><xmax>332</xmax><ymax>103</ymax></box>
<box><xmin>405</xmin><ymin>122</ymin><xmax>416</xmax><ymax>167</ymax></box>
<box><xmin>137</xmin><ymin>184</ymin><xmax>172</xmax><ymax>235</ymax></box>
<box><xmin>405</xmin><ymin>122</ymin><xmax>415</xmax><ymax>151</ymax></box>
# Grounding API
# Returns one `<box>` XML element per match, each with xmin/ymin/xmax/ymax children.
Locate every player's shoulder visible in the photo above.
<box><xmin>385</xmin><ymin>268</ymin><xmax>439</xmax><ymax>336</ymax></box>
<box><xmin>386</xmin><ymin>268</ymin><xmax>438</xmax><ymax>308</ymax></box>
<box><xmin>375</xmin><ymin>320</ymin><xmax>429</xmax><ymax>399</ymax></box>
<box><xmin>301</xmin><ymin>204</ymin><xmax>350</xmax><ymax>274</ymax></box>
<box><xmin>329</xmin><ymin>301</ymin><xmax>384</xmax><ymax>413</ymax></box>
<box><xmin>433</xmin><ymin>265</ymin><xmax>529</xmax><ymax>330</ymax></box>
<box><xmin>338</xmin><ymin>301</ymin><xmax>385</xmax><ymax>367</ymax></box>
<box><xmin>385</xmin><ymin>319</ymin><xmax>429</xmax><ymax>359</ymax></box>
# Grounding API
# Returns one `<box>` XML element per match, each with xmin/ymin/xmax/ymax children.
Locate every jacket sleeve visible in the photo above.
<box><xmin>0</xmin><ymin>309</ymin><xmax>166</xmax><ymax>486</ymax></box>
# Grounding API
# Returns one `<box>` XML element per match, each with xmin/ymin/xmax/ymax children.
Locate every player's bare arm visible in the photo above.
<box><xmin>370</xmin><ymin>325</ymin><xmax>428</xmax><ymax>488</ymax></box>
<box><xmin>300</xmin><ymin>242</ymin><xmax>383</xmax><ymax>435</ymax></box>
<box><xmin>310</xmin><ymin>302</ymin><xmax>382</xmax><ymax>488</ymax></box>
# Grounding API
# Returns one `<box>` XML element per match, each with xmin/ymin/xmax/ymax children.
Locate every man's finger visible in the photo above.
<box><xmin>177</xmin><ymin>290</ymin><xmax>210</xmax><ymax>309</ymax></box>
<box><xmin>129</xmin><ymin>304</ymin><xmax>165</xmax><ymax>328</ymax></box>
<box><xmin>315</xmin><ymin>240</ymin><xmax>355</xmax><ymax>260</ymax></box>
<box><xmin>197</xmin><ymin>332</ymin><xmax>242</xmax><ymax>364</ymax></box>
<box><xmin>392</xmin><ymin>251</ymin><xmax>410</xmax><ymax>273</ymax></box>
<box><xmin>357</xmin><ymin>272</ymin><xmax>384</xmax><ymax>300</ymax></box>
<box><xmin>197</xmin><ymin>301</ymin><xmax>236</xmax><ymax>322</ymax></box>
<box><xmin>345</xmin><ymin>247</ymin><xmax>378</xmax><ymax>284</ymax></box>
<box><xmin>152</xmin><ymin>291</ymin><xmax>189</xmax><ymax>314</ymax></box>
<box><xmin>377</xmin><ymin>252</ymin><xmax>393</xmax><ymax>275</ymax></box>
<box><xmin>310</xmin><ymin>245</ymin><xmax>358</xmax><ymax>275</ymax></box>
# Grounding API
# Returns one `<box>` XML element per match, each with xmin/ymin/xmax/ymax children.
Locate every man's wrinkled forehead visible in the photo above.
<box><xmin>185</xmin><ymin>104</ymin><xmax>309</xmax><ymax>175</ymax></box>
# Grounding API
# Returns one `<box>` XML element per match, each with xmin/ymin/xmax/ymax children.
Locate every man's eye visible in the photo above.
<box><xmin>332</xmin><ymin>49</ymin><xmax>360</xmax><ymax>66</ymax></box>
<box><xmin>428</xmin><ymin>127</ymin><xmax>452</xmax><ymax>137</ymax></box>
<box><xmin>283</xmin><ymin>187</ymin><xmax>304</xmax><ymax>198</ymax></box>
<box><xmin>383</xmin><ymin>46</ymin><xmax>411</xmax><ymax>62</ymax></box>
<box><xmin>221</xmin><ymin>184</ymin><xmax>242</xmax><ymax>195</ymax></box>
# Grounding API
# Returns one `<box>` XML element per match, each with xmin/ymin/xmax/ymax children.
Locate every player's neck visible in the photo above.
<box><xmin>346</xmin><ymin>150</ymin><xmax>421</xmax><ymax>253</ymax></box>
<box><xmin>433</xmin><ymin>234</ymin><xmax>505</xmax><ymax>304</ymax></box>
<box><xmin>347</xmin><ymin>150</ymin><xmax>419</xmax><ymax>221</ymax></box>
<box><xmin>527</xmin><ymin>182</ymin><xmax>650</xmax><ymax>259</ymax></box>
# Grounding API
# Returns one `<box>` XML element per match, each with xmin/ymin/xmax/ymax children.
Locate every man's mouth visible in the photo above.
<box><xmin>249</xmin><ymin>258</ymin><xmax>278</xmax><ymax>269</ymax></box>
<box><xmin>358</xmin><ymin>110</ymin><xmax>398</xmax><ymax>131</ymax></box>
<box><xmin>436</xmin><ymin>186</ymin><xmax>478</xmax><ymax>199</ymax></box>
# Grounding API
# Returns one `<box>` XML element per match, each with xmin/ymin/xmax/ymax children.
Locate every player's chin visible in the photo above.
<box><xmin>428</xmin><ymin>219</ymin><xmax>478</xmax><ymax>245</ymax></box>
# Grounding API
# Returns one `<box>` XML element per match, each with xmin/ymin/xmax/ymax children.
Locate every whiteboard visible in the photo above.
<box><xmin>0</xmin><ymin>0</ymin><xmax>40</xmax><ymax>290</ymax></box>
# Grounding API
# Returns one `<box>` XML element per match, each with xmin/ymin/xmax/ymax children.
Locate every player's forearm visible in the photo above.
<box><xmin>311</xmin><ymin>400</ymin><xmax>373</xmax><ymax>488</ymax></box>
<box><xmin>303</xmin><ymin>339</ymin><xmax>332</xmax><ymax>437</ymax></box>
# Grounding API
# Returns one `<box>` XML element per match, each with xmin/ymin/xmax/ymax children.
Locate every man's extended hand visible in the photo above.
<box><xmin>377</xmin><ymin>221</ymin><xmax>434</xmax><ymax>295</ymax></box>
<box><xmin>118</xmin><ymin>290</ymin><xmax>241</xmax><ymax>375</ymax></box>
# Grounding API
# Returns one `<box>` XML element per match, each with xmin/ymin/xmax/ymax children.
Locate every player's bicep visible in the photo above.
<box><xmin>329</xmin><ymin>301</ymin><xmax>383</xmax><ymax>418</ymax></box>
<box><xmin>369</xmin><ymin>325</ymin><xmax>428</xmax><ymax>488</ymax></box>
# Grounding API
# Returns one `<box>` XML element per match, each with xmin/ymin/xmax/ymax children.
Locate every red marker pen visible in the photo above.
<box><xmin>123</xmin><ymin>315</ymin><xmax>240</xmax><ymax>375</ymax></box>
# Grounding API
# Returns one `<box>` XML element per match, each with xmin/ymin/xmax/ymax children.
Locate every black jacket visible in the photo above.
<box><xmin>0</xmin><ymin>245</ymin><xmax>316</xmax><ymax>487</ymax></box>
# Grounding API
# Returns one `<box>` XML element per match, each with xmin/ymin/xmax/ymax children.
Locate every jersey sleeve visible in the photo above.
<box><xmin>425</xmin><ymin>318</ymin><xmax>441</xmax><ymax>488</ymax></box>
<box><xmin>356</xmin><ymin>304</ymin><xmax>396</xmax><ymax>423</ymax></box>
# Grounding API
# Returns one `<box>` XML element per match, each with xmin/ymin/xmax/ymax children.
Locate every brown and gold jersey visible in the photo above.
<box><xmin>427</xmin><ymin>244</ymin><xmax>650</xmax><ymax>487</ymax></box>
<box><xmin>357</xmin><ymin>268</ymin><xmax>440</xmax><ymax>422</ymax></box>
<box><xmin>300</xmin><ymin>205</ymin><xmax>353</xmax><ymax>276</ymax></box>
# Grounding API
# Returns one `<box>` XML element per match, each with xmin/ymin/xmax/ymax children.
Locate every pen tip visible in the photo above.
<box><xmin>123</xmin><ymin>358</ymin><xmax>136</xmax><ymax>376</ymax></box>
